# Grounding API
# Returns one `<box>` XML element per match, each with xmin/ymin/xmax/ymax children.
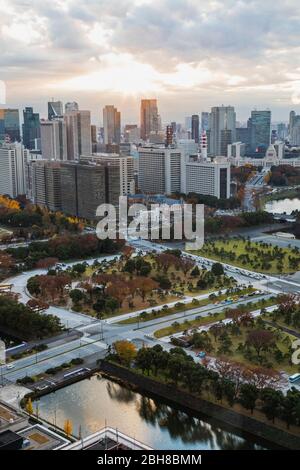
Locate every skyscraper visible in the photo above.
<box><xmin>140</xmin><ymin>99</ymin><xmax>159</xmax><ymax>141</ymax></box>
<box><xmin>209</xmin><ymin>106</ymin><xmax>236</xmax><ymax>156</ymax></box>
<box><xmin>0</xmin><ymin>109</ymin><xmax>21</xmax><ymax>143</ymax></box>
<box><xmin>103</xmin><ymin>105</ymin><xmax>121</xmax><ymax>145</ymax></box>
<box><xmin>22</xmin><ymin>107</ymin><xmax>40</xmax><ymax>150</ymax></box>
<box><xmin>191</xmin><ymin>115</ymin><xmax>200</xmax><ymax>143</ymax></box>
<box><xmin>40</xmin><ymin>119</ymin><xmax>67</xmax><ymax>161</ymax></box>
<box><xmin>65</xmin><ymin>102</ymin><xmax>79</xmax><ymax>113</ymax></box>
<box><xmin>201</xmin><ymin>112</ymin><xmax>210</xmax><ymax>131</ymax></box>
<box><xmin>248</xmin><ymin>110</ymin><xmax>271</xmax><ymax>153</ymax></box>
<box><xmin>64</xmin><ymin>110</ymin><xmax>92</xmax><ymax>160</ymax></box>
<box><xmin>165</xmin><ymin>125</ymin><xmax>174</xmax><ymax>147</ymax></box>
<box><xmin>0</xmin><ymin>143</ymin><xmax>29</xmax><ymax>197</ymax></box>
<box><xmin>48</xmin><ymin>100</ymin><xmax>63</xmax><ymax>120</ymax></box>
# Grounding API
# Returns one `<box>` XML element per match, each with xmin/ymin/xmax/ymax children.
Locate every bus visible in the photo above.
<box><xmin>289</xmin><ymin>373</ymin><xmax>300</xmax><ymax>383</ymax></box>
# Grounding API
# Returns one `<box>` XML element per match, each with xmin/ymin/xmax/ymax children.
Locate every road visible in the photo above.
<box><xmin>1</xmin><ymin>238</ymin><xmax>300</xmax><ymax>392</ymax></box>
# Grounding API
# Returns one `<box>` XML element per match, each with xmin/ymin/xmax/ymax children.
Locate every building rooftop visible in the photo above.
<box><xmin>63</xmin><ymin>427</ymin><xmax>152</xmax><ymax>451</ymax></box>
<box><xmin>19</xmin><ymin>424</ymin><xmax>70</xmax><ymax>451</ymax></box>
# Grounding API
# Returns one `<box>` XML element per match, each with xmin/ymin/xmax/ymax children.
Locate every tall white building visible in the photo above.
<box><xmin>0</xmin><ymin>143</ymin><xmax>30</xmax><ymax>197</ymax></box>
<box><xmin>138</xmin><ymin>146</ymin><xmax>183</xmax><ymax>194</ymax></box>
<box><xmin>185</xmin><ymin>157</ymin><xmax>231</xmax><ymax>199</ymax></box>
<box><xmin>40</xmin><ymin>119</ymin><xmax>67</xmax><ymax>161</ymax></box>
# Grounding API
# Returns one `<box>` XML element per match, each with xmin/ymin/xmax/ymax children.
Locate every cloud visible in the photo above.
<box><xmin>0</xmin><ymin>0</ymin><xmax>300</xmax><ymax>120</ymax></box>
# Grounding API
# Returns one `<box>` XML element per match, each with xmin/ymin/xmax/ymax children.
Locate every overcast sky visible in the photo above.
<box><xmin>1</xmin><ymin>0</ymin><xmax>300</xmax><ymax>124</ymax></box>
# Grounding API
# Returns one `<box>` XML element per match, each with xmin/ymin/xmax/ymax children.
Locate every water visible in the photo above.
<box><xmin>265</xmin><ymin>197</ymin><xmax>300</xmax><ymax>215</ymax></box>
<box><xmin>36</xmin><ymin>375</ymin><xmax>268</xmax><ymax>450</ymax></box>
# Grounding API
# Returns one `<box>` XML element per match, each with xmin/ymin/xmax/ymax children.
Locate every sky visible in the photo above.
<box><xmin>1</xmin><ymin>0</ymin><xmax>300</xmax><ymax>125</ymax></box>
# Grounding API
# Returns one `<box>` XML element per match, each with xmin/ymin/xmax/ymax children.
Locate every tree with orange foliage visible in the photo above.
<box><xmin>0</xmin><ymin>252</ymin><xmax>15</xmax><ymax>271</ymax></box>
<box><xmin>131</xmin><ymin>277</ymin><xmax>159</xmax><ymax>302</ymax></box>
<box><xmin>0</xmin><ymin>195</ymin><xmax>20</xmax><ymax>211</ymax></box>
<box><xmin>114</xmin><ymin>340</ymin><xmax>137</xmax><ymax>365</ymax></box>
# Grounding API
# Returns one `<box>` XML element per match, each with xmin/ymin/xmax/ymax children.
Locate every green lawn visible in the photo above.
<box><xmin>193</xmin><ymin>239</ymin><xmax>299</xmax><ymax>274</ymax></box>
<box><xmin>194</xmin><ymin>321</ymin><xmax>299</xmax><ymax>375</ymax></box>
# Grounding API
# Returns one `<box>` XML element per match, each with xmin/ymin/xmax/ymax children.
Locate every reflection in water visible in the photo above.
<box><xmin>265</xmin><ymin>197</ymin><xmax>300</xmax><ymax>215</ymax></box>
<box><xmin>36</xmin><ymin>376</ymin><xmax>267</xmax><ymax>450</ymax></box>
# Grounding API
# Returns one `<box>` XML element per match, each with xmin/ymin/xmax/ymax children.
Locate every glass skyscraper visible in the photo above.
<box><xmin>0</xmin><ymin>108</ymin><xmax>21</xmax><ymax>142</ymax></box>
<box><xmin>22</xmin><ymin>107</ymin><xmax>40</xmax><ymax>150</ymax></box>
<box><xmin>249</xmin><ymin>110</ymin><xmax>271</xmax><ymax>153</ymax></box>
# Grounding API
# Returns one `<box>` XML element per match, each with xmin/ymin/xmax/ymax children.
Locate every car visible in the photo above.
<box><xmin>196</xmin><ymin>351</ymin><xmax>206</xmax><ymax>358</ymax></box>
<box><xmin>6</xmin><ymin>364</ymin><xmax>15</xmax><ymax>369</ymax></box>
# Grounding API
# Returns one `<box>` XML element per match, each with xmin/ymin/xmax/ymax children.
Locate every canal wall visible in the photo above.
<box><xmin>99</xmin><ymin>360</ymin><xmax>300</xmax><ymax>450</ymax></box>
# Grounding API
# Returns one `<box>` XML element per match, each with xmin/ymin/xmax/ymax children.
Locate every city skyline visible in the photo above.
<box><xmin>1</xmin><ymin>0</ymin><xmax>300</xmax><ymax>123</ymax></box>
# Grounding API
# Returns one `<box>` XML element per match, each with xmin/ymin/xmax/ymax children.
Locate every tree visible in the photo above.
<box><xmin>114</xmin><ymin>340</ymin><xmax>137</xmax><ymax>366</ymax></box>
<box><xmin>211</xmin><ymin>263</ymin><xmax>224</xmax><ymax>276</ymax></box>
<box><xmin>260</xmin><ymin>388</ymin><xmax>283</xmax><ymax>423</ymax></box>
<box><xmin>70</xmin><ymin>289</ymin><xmax>84</xmax><ymax>304</ymax></box>
<box><xmin>64</xmin><ymin>419</ymin><xmax>73</xmax><ymax>438</ymax></box>
<box><xmin>190</xmin><ymin>266</ymin><xmax>200</xmax><ymax>277</ymax></box>
<box><xmin>135</xmin><ymin>347</ymin><xmax>154</xmax><ymax>375</ymax></box>
<box><xmin>239</xmin><ymin>384</ymin><xmax>258</xmax><ymax>414</ymax></box>
<box><xmin>246</xmin><ymin>329</ymin><xmax>275</xmax><ymax>359</ymax></box>
<box><xmin>154</xmin><ymin>275</ymin><xmax>172</xmax><ymax>290</ymax></box>
<box><xmin>72</xmin><ymin>263</ymin><xmax>87</xmax><ymax>275</ymax></box>
<box><xmin>35</xmin><ymin>257</ymin><xmax>59</xmax><ymax>270</ymax></box>
<box><xmin>25</xmin><ymin>397</ymin><xmax>33</xmax><ymax>415</ymax></box>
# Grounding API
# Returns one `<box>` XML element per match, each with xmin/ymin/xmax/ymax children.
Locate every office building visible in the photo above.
<box><xmin>138</xmin><ymin>146</ymin><xmax>183</xmax><ymax>194</ymax></box>
<box><xmin>124</xmin><ymin>124</ymin><xmax>139</xmax><ymax>143</ymax></box>
<box><xmin>40</xmin><ymin>119</ymin><xmax>67</xmax><ymax>161</ymax></box>
<box><xmin>22</xmin><ymin>107</ymin><xmax>40</xmax><ymax>150</ymax></box>
<box><xmin>209</xmin><ymin>106</ymin><xmax>236</xmax><ymax>156</ymax></box>
<box><xmin>227</xmin><ymin>142</ymin><xmax>246</xmax><ymax>159</ymax></box>
<box><xmin>65</xmin><ymin>102</ymin><xmax>79</xmax><ymax>113</ymax></box>
<box><xmin>289</xmin><ymin>110</ymin><xmax>296</xmax><ymax>134</ymax></box>
<box><xmin>277</xmin><ymin>123</ymin><xmax>287</xmax><ymax>141</ymax></box>
<box><xmin>64</xmin><ymin>110</ymin><xmax>91</xmax><ymax>160</ymax></box>
<box><xmin>103</xmin><ymin>105</ymin><xmax>121</xmax><ymax>145</ymax></box>
<box><xmin>185</xmin><ymin>157</ymin><xmax>230</xmax><ymax>199</ymax></box>
<box><xmin>191</xmin><ymin>115</ymin><xmax>200</xmax><ymax>143</ymax></box>
<box><xmin>48</xmin><ymin>100</ymin><xmax>63</xmax><ymax>120</ymax></box>
<box><xmin>80</xmin><ymin>153</ymin><xmax>135</xmax><ymax>195</ymax></box>
<box><xmin>30</xmin><ymin>160</ymin><xmax>62</xmax><ymax>211</ymax></box>
<box><xmin>91</xmin><ymin>125</ymin><xmax>97</xmax><ymax>144</ymax></box>
<box><xmin>248</xmin><ymin>110</ymin><xmax>271</xmax><ymax>153</ymax></box>
<box><xmin>60</xmin><ymin>162</ymin><xmax>120</xmax><ymax>219</ymax></box>
<box><xmin>177</xmin><ymin>139</ymin><xmax>198</xmax><ymax>158</ymax></box>
<box><xmin>236</xmin><ymin>126</ymin><xmax>251</xmax><ymax>152</ymax></box>
<box><xmin>201</xmin><ymin>112</ymin><xmax>210</xmax><ymax>131</ymax></box>
<box><xmin>0</xmin><ymin>143</ymin><xmax>30</xmax><ymax>197</ymax></box>
<box><xmin>140</xmin><ymin>99</ymin><xmax>160</xmax><ymax>141</ymax></box>
<box><xmin>165</xmin><ymin>125</ymin><xmax>174</xmax><ymax>147</ymax></box>
<box><xmin>0</xmin><ymin>108</ymin><xmax>21</xmax><ymax>143</ymax></box>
